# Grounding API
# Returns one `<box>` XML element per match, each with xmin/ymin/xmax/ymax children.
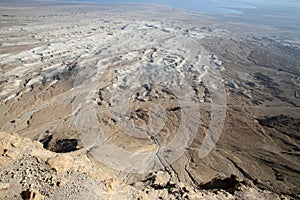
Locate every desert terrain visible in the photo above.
<box><xmin>0</xmin><ymin>2</ymin><xmax>299</xmax><ymax>199</ymax></box>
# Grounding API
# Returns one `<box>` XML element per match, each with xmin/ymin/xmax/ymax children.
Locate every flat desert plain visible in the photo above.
<box><xmin>0</xmin><ymin>2</ymin><xmax>299</xmax><ymax>199</ymax></box>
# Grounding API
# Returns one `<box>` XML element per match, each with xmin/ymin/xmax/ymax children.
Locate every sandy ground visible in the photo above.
<box><xmin>0</xmin><ymin>2</ymin><xmax>299</xmax><ymax>199</ymax></box>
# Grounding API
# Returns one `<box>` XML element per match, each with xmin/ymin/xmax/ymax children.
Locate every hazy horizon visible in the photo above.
<box><xmin>1</xmin><ymin>0</ymin><xmax>300</xmax><ymax>30</ymax></box>
<box><xmin>56</xmin><ymin>0</ymin><xmax>300</xmax><ymax>31</ymax></box>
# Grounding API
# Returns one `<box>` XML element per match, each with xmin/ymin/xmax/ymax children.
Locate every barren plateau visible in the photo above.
<box><xmin>0</xmin><ymin>2</ymin><xmax>299</xmax><ymax>200</ymax></box>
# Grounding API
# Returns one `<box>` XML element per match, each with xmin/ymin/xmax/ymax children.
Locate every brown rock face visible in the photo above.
<box><xmin>0</xmin><ymin>131</ymin><xmax>293</xmax><ymax>199</ymax></box>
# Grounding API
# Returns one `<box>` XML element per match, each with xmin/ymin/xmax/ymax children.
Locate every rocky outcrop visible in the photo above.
<box><xmin>0</xmin><ymin>131</ymin><xmax>293</xmax><ymax>199</ymax></box>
